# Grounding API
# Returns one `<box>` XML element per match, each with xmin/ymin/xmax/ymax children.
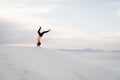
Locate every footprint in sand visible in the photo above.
<box><xmin>21</xmin><ymin>78</ymin><xmax>27</xmax><ymax>80</ymax></box>
<box><xmin>71</xmin><ymin>70</ymin><xmax>86</xmax><ymax>80</ymax></box>
<box><xmin>1</xmin><ymin>54</ymin><xmax>8</xmax><ymax>60</ymax></box>
<box><xmin>2</xmin><ymin>54</ymin><xmax>7</xmax><ymax>57</ymax></box>
<box><xmin>6</xmin><ymin>63</ymin><xmax>12</xmax><ymax>67</ymax></box>
<box><xmin>21</xmin><ymin>70</ymin><xmax>30</xmax><ymax>80</ymax></box>
<box><xmin>23</xmin><ymin>70</ymin><xmax>30</xmax><ymax>75</ymax></box>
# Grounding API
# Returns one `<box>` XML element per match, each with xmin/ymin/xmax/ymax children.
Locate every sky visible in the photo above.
<box><xmin>0</xmin><ymin>0</ymin><xmax>120</xmax><ymax>50</ymax></box>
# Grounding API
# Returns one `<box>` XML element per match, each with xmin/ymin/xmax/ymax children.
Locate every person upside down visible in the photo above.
<box><xmin>37</xmin><ymin>26</ymin><xmax>51</xmax><ymax>47</ymax></box>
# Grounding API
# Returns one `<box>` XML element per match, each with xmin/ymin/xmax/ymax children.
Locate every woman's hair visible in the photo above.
<box><xmin>37</xmin><ymin>41</ymin><xmax>41</xmax><ymax>46</ymax></box>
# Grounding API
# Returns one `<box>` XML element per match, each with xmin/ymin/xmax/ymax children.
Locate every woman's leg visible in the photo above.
<box><xmin>38</xmin><ymin>27</ymin><xmax>41</xmax><ymax>35</ymax></box>
<box><xmin>40</xmin><ymin>29</ymin><xmax>50</xmax><ymax>37</ymax></box>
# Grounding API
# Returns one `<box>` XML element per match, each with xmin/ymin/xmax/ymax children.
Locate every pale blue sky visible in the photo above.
<box><xmin>0</xmin><ymin>0</ymin><xmax>120</xmax><ymax>50</ymax></box>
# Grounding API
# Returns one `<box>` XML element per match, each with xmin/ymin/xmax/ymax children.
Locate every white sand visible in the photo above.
<box><xmin>0</xmin><ymin>46</ymin><xmax>120</xmax><ymax>80</ymax></box>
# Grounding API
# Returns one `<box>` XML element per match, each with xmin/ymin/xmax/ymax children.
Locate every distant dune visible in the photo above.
<box><xmin>0</xmin><ymin>46</ymin><xmax>120</xmax><ymax>80</ymax></box>
<box><xmin>59</xmin><ymin>48</ymin><xmax>120</xmax><ymax>53</ymax></box>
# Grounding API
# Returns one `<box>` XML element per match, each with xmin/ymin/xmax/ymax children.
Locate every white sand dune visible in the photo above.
<box><xmin>0</xmin><ymin>46</ymin><xmax>120</xmax><ymax>80</ymax></box>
